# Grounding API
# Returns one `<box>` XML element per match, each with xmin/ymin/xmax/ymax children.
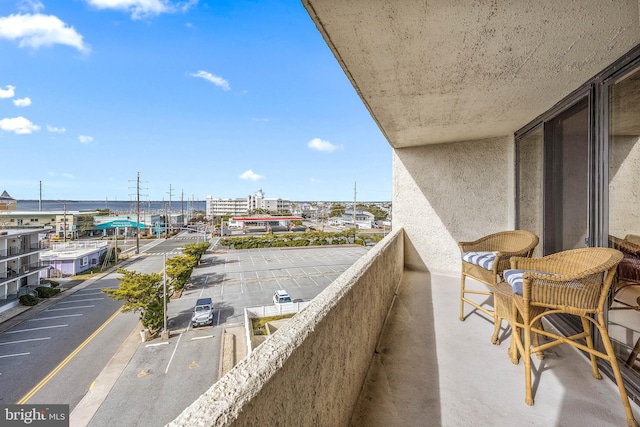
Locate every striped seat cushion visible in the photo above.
<box><xmin>504</xmin><ymin>269</ymin><xmax>556</xmax><ymax>296</ymax></box>
<box><xmin>461</xmin><ymin>251</ymin><xmax>497</xmax><ymax>271</ymax></box>
<box><xmin>504</xmin><ymin>269</ymin><xmax>525</xmax><ymax>296</ymax></box>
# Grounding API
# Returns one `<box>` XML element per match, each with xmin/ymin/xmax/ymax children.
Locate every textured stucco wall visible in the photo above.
<box><xmin>393</xmin><ymin>137</ymin><xmax>514</xmax><ymax>274</ymax></box>
<box><xmin>610</xmin><ymin>134</ymin><xmax>640</xmax><ymax>237</ymax></box>
<box><xmin>168</xmin><ymin>228</ymin><xmax>404</xmax><ymax>427</ymax></box>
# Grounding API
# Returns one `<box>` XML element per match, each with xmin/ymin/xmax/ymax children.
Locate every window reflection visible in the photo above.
<box><xmin>608</xmin><ymin>66</ymin><xmax>640</xmax><ymax>376</ymax></box>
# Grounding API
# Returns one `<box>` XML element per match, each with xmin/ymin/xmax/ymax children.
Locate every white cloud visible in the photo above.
<box><xmin>62</xmin><ymin>172</ymin><xmax>75</xmax><ymax>179</ymax></box>
<box><xmin>251</xmin><ymin>117</ymin><xmax>269</xmax><ymax>122</ymax></box>
<box><xmin>13</xmin><ymin>97</ymin><xmax>31</xmax><ymax>107</ymax></box>
<box><xmin>307</xmin><ymin>138</ymin><xmax>342</xmax><ymax>153</ymax></box>
<box><xmin>86</xmin><ymin>0</ymin><xmax>196</xmax><ymax>20</ymax></box>
<box><xmin>18</xmin><ymin>0</ymin><xmax>45</xmax><ymax>13</ymax></box>
<box><xmin>79</xmin><ymin>135</ymin><xmax>94</xmax><ymax>143</ymax></box>
<box><xmin>0</xmin><ymin>13</ymin><xmax>89</xmax><ymax>53</ymax></box>
<box><xmin>0</xmin><ymin>85</ymin><xmax>16</xmax><ymax>98</ymax></box>
<box><xmin>310</xmin><ymin>177</ymin><xmax>320</xmax><ymax>184</ymax></box>
<box><xmin>0</xmin><ymin>116</ymin><xmax>40</xmax><ymax>134</ymax></box>
<box><xmin>239</xmin><ymin>169</ymin><xmax>264</xmax><ymax>181</ymax></box>
<box><xmin>47</xmin><ymin>125</ymin><xmax>66</xmax><ymax>133</ymax></box>
<box><xmin>189</xmin><ymin>70</ymin><xmax>230</xmax><ymax>91</ymax></box>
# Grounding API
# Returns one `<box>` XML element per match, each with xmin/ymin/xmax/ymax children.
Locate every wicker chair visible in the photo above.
<box><xmin>503</xmin><ymin>247</ymin><xmax>637</xmax><ymax>427</ymax></box>
<box><xmin>458</xmin><ymin>230</ymin><xmax>539</xmax><ymax>341</ymax></box>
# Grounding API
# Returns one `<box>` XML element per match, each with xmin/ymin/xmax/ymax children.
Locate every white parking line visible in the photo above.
<box><xmin>190</xmin><ymin>335</ymin><xmax>213</xmax><ymax>341</ymax></box>
<box><xmin>58</xmin><ymin>298</ymin><xmax>104</xmax><ymax>304</ymax></box>
<box><xmin>28</xmin><ymin>314</ymin><xmax>83</xmax><ymax>322</ymax></box>
<box><xmin>146</xmin><ymin>342</ymin><xmax>169</xmax><ymax>348</ymax></box>
<box><xmin>0</xmin><ymin>352</ymin><xmax>30</xmax><ymax>358</ymax></box>
<box><xmin>46</xmin><ymin>305</ymin><xmax>95</xmax><ymax>312</ymax></box>
<box><xmin>0</xmin><ymin>337</ymin><xmax>51</xmax><ymax>346</ymax></box>
<box><xmin>165</xmin><ymin>333</ymin><xmax>183</xmax><ymax>374</ymax></box>
<box><xmin>6</xmin><ymin>325</ymin><xmax>68</xmax><ymax>334</ymax></box>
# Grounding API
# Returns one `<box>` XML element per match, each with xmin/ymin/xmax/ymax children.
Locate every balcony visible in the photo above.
<box><xmin>0</xmin><ymin>262</ymin><xmax>48</xmax><ymax>281</ymax></box>
<box><xmin>0</xmin><ymin>243</ymin><xmax>48</xmax><ymax>260</ymax></box>
<box><xmin>169</xmin><ymin>229</ymin><xmax>640</xmax><ymax>426</ymax></box>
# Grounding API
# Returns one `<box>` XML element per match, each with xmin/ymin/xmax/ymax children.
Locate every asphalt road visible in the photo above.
<box><xmin>0</xmin><ymin>236</ymin><xmax>191</xmax><ymax>407</ymax></box>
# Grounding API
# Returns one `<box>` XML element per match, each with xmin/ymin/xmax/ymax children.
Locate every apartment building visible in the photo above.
<box><xmin>206</xmin><ymin>189</ymin><xmax>292</xmax><ymax>218</ymax></box>
<box><xmin>0</xmin><ymin>229</ymin><xmax>47</xmax><ymax>311</ymax></box>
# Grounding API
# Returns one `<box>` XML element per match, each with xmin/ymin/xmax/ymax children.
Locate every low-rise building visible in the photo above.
<box><xmin>0</xmin><ymin>191</ymin><xmax>17</xmax><ymax>211</ymax></box>
<box><xmin>40</xmin><ymin>241</ymin><xmax>109</xmax><ymax>277</ymax></box>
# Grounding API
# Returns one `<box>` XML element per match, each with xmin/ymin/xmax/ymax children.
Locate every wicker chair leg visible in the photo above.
<box><xmin>581</xmin><ymin>317</ymin><xmax>602</xmax><ymax>380</ymax></box>
<box><xmin>491</xmin><ymin>314</ymin><xmax>501</xmax><ymax>345</ymax></box>
<box><xmin>597</xmin><ymin>323</ymin><xmax>639</xmax><ymax>427</ymax></box>
<box><xmin>532</xmin><ymin>321</ymin><xmax>545</xmax><ymax>360</ymax></box>
<box><xmin>523</xmin><ymin>323</ymin><xmax>534</xmax><ymax>406</ymax></box>
<box><xmin>459</xmin><ymin>275</ymin><xmax>466</xmax><ymax>321</ymax></box>
<box><xmin>508</xmin><ymin>326</ymin><xmax>520</xmax><ymax>365</ymax></box>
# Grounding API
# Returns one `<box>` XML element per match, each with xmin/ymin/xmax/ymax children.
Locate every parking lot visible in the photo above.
<box><xmin>86</xmin><ymin>244</ymin><xmax>370</xmax><ymax>426</ymax></box>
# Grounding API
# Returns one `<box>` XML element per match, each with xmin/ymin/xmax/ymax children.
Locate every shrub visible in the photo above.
<box><xmin>48</xmin><ymin>280</ymin><xmax>60</xmax><ymax>288</ymax></box>
<box><xmin>35</xmin><ymin>286</ymin><xmax>61</xmax><ymax>298</ymax></box>
<box><xmin>20</xmin><ymin>294</ymin><xmax>39</xmax><ymax>306</ymax></box>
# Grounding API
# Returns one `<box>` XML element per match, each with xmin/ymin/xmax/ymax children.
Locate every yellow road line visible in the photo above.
<box><xmin>17</xmin><ymin>307</ymin><xmax>123</xmax><ymax>404</ymax></box>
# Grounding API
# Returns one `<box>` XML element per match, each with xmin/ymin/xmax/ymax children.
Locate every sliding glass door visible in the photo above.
<box><xmin>517</xmin><ymin>97</ymin><xmax>590</xmax><ymax>256</ymax></box>
<box><xmin>607</xmin><ymin>65</ymin><xmax>640</xmax><ymax>381</ymax></box>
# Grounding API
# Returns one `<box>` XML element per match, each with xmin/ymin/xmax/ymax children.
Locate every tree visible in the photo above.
<box><xmin>182</xmin><ymin>242</ymin><xmax>210</xmax><ymax>263</ymax></box>
<box><xmin>189</xmin><ymin>210</ymin><xmax>207</xmax><ymax>224</ymax></box>
<box><xmin>165</xmin><ymin>254</ymin><xmax>197</xmax><ymax>292</ymax></box>
<box><xmin>102</xmin><ymin>269</ymin><xmax>166</xmax><ymax>334</ymax></box>
<box><xmin>76</xmin><ymin>214</ymin><xmax>95</xmax><ymax>237</ymax></box>
<box><xmin>330</xmin><ymin>204</ymin><xmax>346</xmax><ymax>218</ymax></box>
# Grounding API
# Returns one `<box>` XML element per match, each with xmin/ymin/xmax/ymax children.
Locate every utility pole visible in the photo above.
<box><xmin>129</xmin><ymin>172</ymin><xmax>148</xmax><ymax>254</ymax></box>
<box><xmin>136</xmin><ymin>173</ymin><xmax>140</xmax><ymax>254</ymax></box>
<box><xmin>181</xmin><ymin>190</ymin><xmax>185</xmax><ymax>228</ymax></box>
<box><xmin>353</xmin><ymin>182</ymin><xmax>357</xmax><ymax>242</ymax></box>
<box><xmin>167</xmin><ymin>184</ymin><xmax>174</xmax><ymax>235</ymax></box>
<box><xmin>63</xmin><ymin>202</ymin><xmax>67</xmax><ymax>243</ymax></box>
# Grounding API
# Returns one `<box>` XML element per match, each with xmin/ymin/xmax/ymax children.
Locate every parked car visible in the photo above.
<box><xmin>191</xmin><ymin>297</ymin><xmax>214</xmax><ymax>327</ymax></box>
<box><xmin>273</xmin><ymin>290</ymin><xmax>292</xmax><ymax>304</ymax></box>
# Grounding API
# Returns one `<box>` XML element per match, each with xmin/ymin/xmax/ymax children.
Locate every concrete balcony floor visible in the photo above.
<box><xmin>351</xmin><ymin>271</ymin><xmax>640</xmax><ymax>427</ymax></box>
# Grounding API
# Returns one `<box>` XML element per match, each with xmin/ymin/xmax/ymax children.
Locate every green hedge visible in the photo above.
<box><xmin>35</xmin><ymin>286</ymin><xmax>61</xmax><ymax>298</ymax></box>
<box><xmin>19</xmin><ymin>294</ymin><xmax>39</xmax><ymax>306</ymax></box>
<box><xmin>219</xmin><ymin>230</ymin><xmax>357</xmax><ymax>249</ymax></box>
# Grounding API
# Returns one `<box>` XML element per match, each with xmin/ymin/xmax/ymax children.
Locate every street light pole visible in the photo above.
<box><xmin>163</xmin><ymin>253</ymin><xmax>167</xmax><ymax>335</ymax></box>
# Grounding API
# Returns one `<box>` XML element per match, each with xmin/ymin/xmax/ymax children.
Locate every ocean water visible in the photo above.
<box><xmin>15</xmin><ymin>200</ymin><xmax>206</xmax><ymax>214</ymax></box>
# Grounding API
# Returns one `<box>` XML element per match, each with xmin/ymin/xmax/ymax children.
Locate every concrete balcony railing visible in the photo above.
<box><xmin>169</xmin><ymin>227</ymin><xmax>405</xmax><ymax>426</ymax></box>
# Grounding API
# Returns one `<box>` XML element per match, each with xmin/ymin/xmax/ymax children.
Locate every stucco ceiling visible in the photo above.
<box><xmin>303</xmin><ymin>0</ymin><xmax>640</xmax><ymax>148</ymax></box>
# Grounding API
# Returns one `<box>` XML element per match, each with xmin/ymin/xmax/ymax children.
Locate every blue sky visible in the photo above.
<box><xmin>0</xmin><ymin>0</ymin><xmax>391</xmax><ymax>202</ymax></box>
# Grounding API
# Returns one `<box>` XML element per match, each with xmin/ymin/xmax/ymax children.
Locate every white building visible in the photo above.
<box><xmin>206</xmin><ymin>197</ymin><xmax>249</xmax><ymax>218</ymax></box>
<box><xmin>206</xmin><ymin>189</ymin><xmax>292</xmax><ymax>219</ymax></box>
<box><xmin>40</xmin><ymin>241</ymin><xmax>109</xmax><ymax>277</ymax></box>
<box><xmin>0</xmin><ymin>229</ymin><xmax>47</xmax><ymax>311</ymax></box>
